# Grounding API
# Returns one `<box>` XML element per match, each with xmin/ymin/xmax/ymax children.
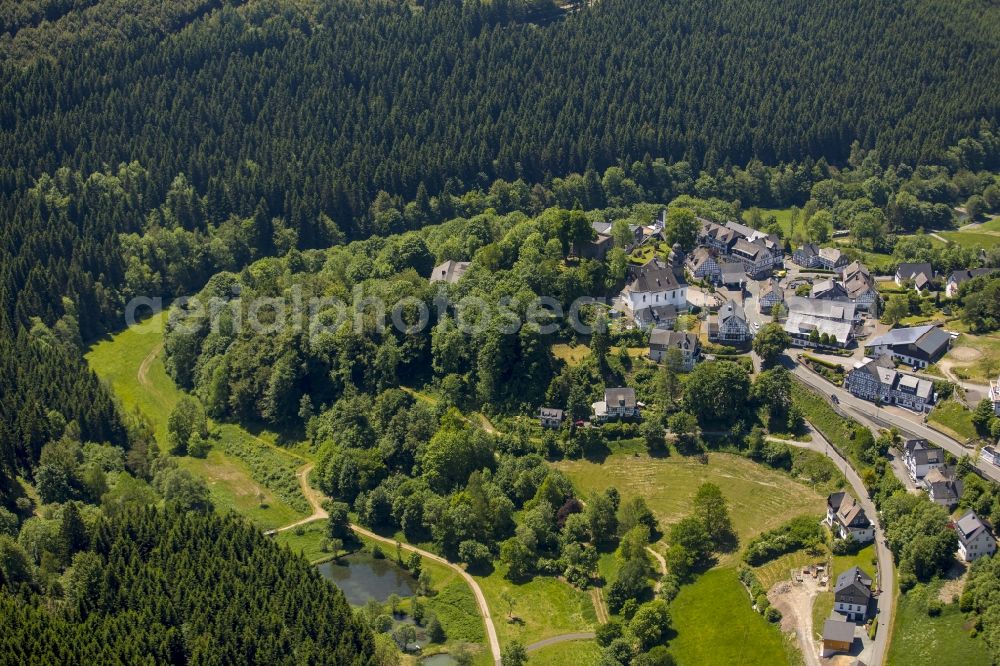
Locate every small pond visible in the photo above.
<box><xmin>317</xmin><ymin>552</ymin><xmax>417</xmax><ymax>606</ymax></box>
<box><xmin>419</xmin><ymin>655</ymin><xmax>458</xmax><ymax>666</ymax></box>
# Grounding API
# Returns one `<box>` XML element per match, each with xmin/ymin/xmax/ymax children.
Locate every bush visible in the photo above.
<box><xmin>765</xmin><ymin>606</ymin><xmax>782</xmax><ymax>623</ymax></box>
<box><xmin>371</xmin><ymin>543</ymin><xmax>385</xmax><ymax>559</ymax></box>
<box><xmin>743</xmin><ymin>515</ymin><xmax>824</xmax><ymax>566</ymax></box>
<box><xmin>927</xmin><ymin>600</ymin><xmax>943</xmax><ymax>617</ymax></box>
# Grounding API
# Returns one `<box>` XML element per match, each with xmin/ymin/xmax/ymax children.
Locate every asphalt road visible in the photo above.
<box><xmin>788</xmin><ymin>358</ymin><xmax>1000</xmax><ymax>485</ymax></box>
<box><xmin>783</xmin><ymin>424</ymin><xmax>895</xmax><ymax>666</ymax></box>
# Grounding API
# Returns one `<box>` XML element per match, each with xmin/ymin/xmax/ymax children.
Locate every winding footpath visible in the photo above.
<box><xmin>270</xmin><ymin>460</ymin><xmax>503</xmax><ymax>665</ymax></box>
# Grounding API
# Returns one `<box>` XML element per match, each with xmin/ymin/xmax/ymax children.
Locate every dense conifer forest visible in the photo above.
<box><xmin>2</xmin><ymin>1</ymin><xmax>1000</xmax><ymax>661</ymax></box>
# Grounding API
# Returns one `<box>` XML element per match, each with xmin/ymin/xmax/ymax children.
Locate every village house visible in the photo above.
<box><xmin>621</xmin><ymin>264</ymin><xmax>687</xmax><ymax>316</ymax></box>
<box><xmin>818</xmin><ymin>246</ymin><xmax>849</xmax><ymax>270</ymax></box>
<box><xmin>708</xmin><ymin>299</ymin><xmax>752</xmax><ymax>344</ymax></box>
<box><xmin>946</xmin><ymin>267</ymin><xmax>997</xmax><ymax>298</ymax></box>
<box><xmin>784</xmin><ymin>313</ymin><xmax>853</xmax><ymax>349</ymax></box>
<box><xmin>539</xmin><ymin>407</ymin><xmax>564</xmax><ymax>429</ymax></box>
<box><xmin>982</xmin><ymin>445</ymin><xmax>1000</xmax><ymax>466</ymax></box>
<box><xmin>826</xmin><ymin>492</ymin><xmax>875</xmax><ymax>544</ymax></box>
<box><xmin>686</xmin><ymin>247</ymin><xmax>722</xmax><ymax>284</ymax></box>
<box><xmin>592</xmin><ymin>387</ymin><xmax>640</xmax><ymax>421</ymax></box>
<box><xmin>839</xmin><ymin>261</ymin><xmax>880</xmax><ymax>312</ymax></box>
<box><xmin>786</xmin><ymin>296</ymin><xmax>857</xmax><ymax>323</ymax></box>
<box><xmin>833</xmin><ymin>566</ymin><xmax>873</xmax><ymax>622</ymax></box>
<box><xmin>792</xmin><ymin>242</ymin><xmax>820</xmax><ymax>268</ymax></box>
<box><xmin>902</xmin><ymin>439</ymin><xmax>943</xmax><ymax>481</ymax></box>
<box><xmin>648</xmin><ymin>330</ymin><xmax>700</xmax><ymax>369</ymax></box>
<box><xmin>698</xmin><ymin>219</ymin><xmax>742</xmax><ymax>253</ymax></box>
<box><xmin>719</xmin><ymin>260</ymin><xmax>746</xmax><ymax>288</ymax></box>
<box><xmin>810</xmin><ymin>278</ymin><xmax>849</xmax><ymax>302</ymax></box>
<box><xmin>633</xmin><ymin>303</ymin><xmax>678</xmax><ymax>330</ymax></box>
<box><xmin>577</xmin><ymin>233</ymin><xmax>613</xmax><ymax>260</ymax></box>
<box><xmin>845</xmin><ymin>357</ymin><xmax>936</xmax><ymax>412</ymax></box>
<box><xmin>821</xmin><ymin>618</ymin><xmax>856</xmax><ymax>657</ymax></box>
<box><xmin>758</xmin><ymin>278</ymin><xmax>784</xmax><ymax>314</ymax></box>
<box><xmin>864</xmin><ymin>324</ymin><xmax>952</xmax><ymax>369</ymax></box>
<box><xmin>923</xmin><ymin>466</ymin><xmax>963</xmax><ymax>508</ymax></box>
<box><xmin>895</xmin><ymin>262</ymin><xmax>934</xmax><ymax>291</ymax></box>
<box><xmin>955</xmin><ymin>510</ymin><xmax>997</xmax><ymax>563</ymax></box>
<box><xmin>730</xmin><ymin>238</ymin><xmax>775</xmax><ymax>278</ymax></box>
<box><xmin>724</xmin><ymin>220</ymin><xmax>769</xmax><ymax>242</ymax></box>
<box><xmin>429</xmin><ymin>260</ymin><xmax>470</xmax><ymax>284</ymax></box>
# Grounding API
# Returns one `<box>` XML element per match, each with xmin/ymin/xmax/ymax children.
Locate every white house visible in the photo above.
<box><xmin>845</xmin><ymin>357</ymin><xmax>936</xmax><ymax>412</ymax></box>
<box><xmin>592</xmin><ymin>387</ymin><xmax>640</xmax><ymax>421</ymax></box>
<box><xmin>834</xmin><ymin>566</ymin><xmax>873</xmax><ymax>622</ymax></box>
<box><xmin>758</xmin><ymin>279</ymin><xmax>784</xmax><ymax>314</ymax></box>
<box><xmin>946</xmin><ymin>268</ymin><xmax>996</xmax><ymax>298</ymax></box>
<box><xmin>982</xmin><ymin>445</ymin><xmax>1000</xmax><ymax>466</ymax></box>
<box><xmin>818</xmin><ymin>247</ymin><xmax>849</xmax><ymax>270</ymax></box>
<box><xmin>730</xmin><ymin>238</ymin><xmax>775</xmax><ymax>278</ymax></box>
<box><xmin>826</xmin><ymin>492</ymin><xmax>875</xmax><ymax>544</ymax></box>
<box><xmin>839</xmin><ymin>261</ymin><xmax>881</xmax><ymax>312</ymax></box>
<box><xmin>784</xmin><ymin>313</ymin><xmax>853</xmax><ymax>349</ymax></box>
<box><xmin>989</xmin><ymin>373</ymin><xmax>1000</xmax><ymax>416</ymax></box>
<box><xmin>902</xmin><ymin>439</ymin><xmax>943</xmax><ymax>481</ymax></box>
<box><xmin>686</xmin><ymin>247</ymin><xmax>722</xmax><ymax>284</ymax></box>
<box><xmin>621</xmin><ymin>265</ymin><xmax>687</xmax><ymax>315</ymax></box>
<box><xmin>539</xmin><ymin>408</ymin><xmax>564</xmax><ymax>429</ymax></box>
<box><xmin>955</xmin><ymin>511</ymin><xmax>997</xmax><ymax>563</ymax></box>
<box><xmin>895</xmin><ymin>262</ymin><xmax>934</xmax><ymax>291</ymax></box>
<box><xmin>792</xmin><ymin>243</ymin><xmax>820</xmax><ymax>268</ymax></box>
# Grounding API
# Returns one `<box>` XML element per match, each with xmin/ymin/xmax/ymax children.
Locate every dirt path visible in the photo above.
<box><xmin>267</xmin><ymin>465</ymin><xmax>503</xmax><ymax>665</ymax></box>
<box><xmin>137</xmin><ymin>341</ymin><xmax>165</xmax><ymax>400</ymax></box>
<box><xmin>266</xmin><ymin>463</ymin><xmax>327</xmax><ymax>534</ymax></box>
<box><xmin>526</xmin><ymin>632</ymin><xmax>596</xmax><ymax>653</ymax></box>
<box><xmin>646</xmin><ymin>545</ymin><xmax>667</xmax><ymax>592</ymax></box>
<box><xmin>769</xmin><ymin>579</ymin><xmax>822</xmax><ymax>666</ymax></box>
<box><xmin>590</xmin><ymin>587</ymin><xmax>609</xmax><ymax>625</ymax></box>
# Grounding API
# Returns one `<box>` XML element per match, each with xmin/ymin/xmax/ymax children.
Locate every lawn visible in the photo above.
<box><xmin>86</xmin><ymin>310</ymin><xmax>307</xmax><ymax>530</ymax></box>
<box><xmin>792</xmin><ymin>381</ymin><xmax>861</xmax><ymax>463</ymax></box>
<box><xmin>474</xmin><ymin>563</ymin><xmax>596</xmax><ymax>648</ymax></box>
<box><xmin>929</xmin><ymin>400</ymin><xmax>979</xmax><ymax>442</ymax></box>
<box><xmin>527</xmin><ymin>639</ymin><xmax>601</xmax><ymax>665</ymax></box>
<box><xmin>945</xmin><ymin>331</ymin><xmax>1000</xmax><ymax>383</ymax></box>
<box><xmin>670</xmin><ymin>566</ymin><xmax>800</xmax><ymax>665</ymax></box>
<box><xmin>887</xmin><ymin>582</ymin><xmax>990</xmax><ymax>666</ymax></box>
<box><xmin>744</xmin><ymin>207</ymin><xmax>797</xmax><ymax>238</ymax></box>
<box><xmin>832</xmin><ymin>544</ymin><xmax>877</xmax><ymax>578</ymax></box>
<box><xmin>274</xmin><ymin>519</ymin><xmax>332</xmax><ymax>562</ymax></box>
<box><xmin>937</xmin><ymin>230</ymin><xmax>1000</xmax><ymax>249</ymax></box>
<box><xmin>555</xmin><ymin>451</ymin><xmax>827</xmax><ymax>555</ymax></box>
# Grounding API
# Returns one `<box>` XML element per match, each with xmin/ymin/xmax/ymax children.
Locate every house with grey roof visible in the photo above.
<box><xmin>955</xmin><ymin>510</ymin><xmax>997</xmax><ymax>562</ymax></box>
<box><xmin>730</xmin><ymin>238</ymin><xmax>776</xmax><ymax>278</ymax></box>
<box><xmin>686</xmin><ymin>247</ymin><xmax>722</xmax><ymax>284</ymax></box>
<box><xmin>982</xmin><ymin>445</ymin><xmax>1000</xmax><ymax>467</ymax></box>
<box><xmin>902</xmin><ymin>439</ymin><xmax>943</xmax><ymax>481</ymax></box>
<box><xmin>990</xmin><ymin>372</ymin><xmax>1000</xmax><ymax>416</ymax></box>
<box><xmin>592</xmin><ymin>387</ymin><xmax>640</xmax><ymax>421</ymax></box>
<box><xmin>708</xmin><ymin>300</ymin><xmax>752</xmax><ymax>344</ymax></box>
<box><xmin>826</xmin><ymin>492</ymin><xmax>875</xmax><ymax>545</ymax></box>
<box><xmin>895</xmin><ymin>262</ymin><xmax>934</xmax><ymax>291</ymax></box>
<box><xmin>922</xmin><ymin>466</ymin><xmax>963</xmax><ymax>508</ymax></box>
<box><xmin>786</xmin><ymin>296</ymin><xmax>857</xmax><ymax>323</ymax></box>
<box><xmin>865</xmin><ymin>325</ymin><xmax>951</xmax><ymax>369</ymax></box>
<box><xmin>719</xmin><ymin>260</ymin><xmax>746</xmax><ymax>287</ymax></box>
<box><xmin>818</xmin><ymin>246</ymin><xmax>849</xmax><ymax>270</ymax></box>
<box><xmin>429</xmin><ymin>260</ymin><xmax>470</xmax><ymax>284</ymax></box>
<box><xmin>758</xmin><ymin>279</ymin><xmax>784</xmax><ymax>314</ymax></box>
<box><xmin>621</xmin><ymin>265</ymin><xmax>687</xmax><ymax>316</ymax></box>
<box><xmin>633</xmin><ymin>303</ymin><xmax>678</xmax><ymax>330</ymax></box>
<box><xmin>946</xmin><ymin>267</ymin><xmax>997</xmax><ymax>298</ymax></box>
<box><xmin>539</xmin><ymin>407</ymin><xmax>564</xmax><ymax>429</ymax></box>
<box><xmin>784</xmin><ymin>312</ymin><xmax>853</xmax><ymax>349</ymax></box>
<box><xmin>830</xmin><ymin>261</ymin><xmax>881</xmax><ymax>312</ymax></box>
<box><xmin>845</xmin><ymin>357</ymin><xmax>935</xmax><ymax>412</ymax></box>
<box><xmin>792</xmin><ymin>243</ymin><xmax>820</xmax><ymax>268</ymax></box>
<box><xmin>810</xmin><ymin>278</ymin><xmax>849</xmax><ymax>302</ymax></box>
<box><xmin>649</xmin><ymin>330</ymin><xmax>700</xmax><ymax>369</ymax></box>
<box><xmin>834</xmin><ymin>566</ymin><xmax>873</xmax><ymax>621</ymax></box>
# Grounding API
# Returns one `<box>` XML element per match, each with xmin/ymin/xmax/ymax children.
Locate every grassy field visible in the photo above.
<box><xmin>86</xmin><ymin>310</ymin><xmax>307</xmax><ymax>530</ymax></box>
<box><xmin>752</xmin><ymin>549</ymin><xmax>825</xmax><ymax>592</ymax></box>
<box><xmin>474</xmin><ymin>563</ymin><xmax>596</xmax><ymax>648</ymax></box>
<box><xmin>555</xmin><ymin>452</ymin><xmax>826</xmax><ymax>557</ymax></box>
<box><xmin>792</xmin><ymin>381</ymin><xmax>861</xmax><ymax>463</ymax></box>
<box><xmin>527</xmin><ymin>639</ymin><xmax>601</xmax><ymax>665</ymax></box>
<box><xmin>887</xmin><ymin>582</ymin><xmax>990</xmax><ymax>666</ymax></box>
<box><xmin>929</xmin><ymin>400</ymin><xmax>979</xmax><ymax>441</ymax></box>
<box><xmin>937</xmin><ymin>230</ymin><xmax>1000</xmax><ymax>249</ymax></box>
<box><xmin>670</xmin><ymin>566</ymin><xmax>801</xmax><ymax>665</ymax></box>
<box><xmin>744</xmin><ymin>207</ymin><xmax>797</xmax><ymax>238</ymax></box>
<box><xmin>945</xmin><ymin>331</ymin><xmax>1000</xmax><ymax>383</ymax></box>
<box><xmin>273</xmin><ymin>519</ymin><xmax>332</xmax><ymax>562</ymax></box>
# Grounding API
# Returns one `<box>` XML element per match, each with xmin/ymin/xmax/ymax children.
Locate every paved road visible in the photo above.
<box><xmin>525</xmin><ymin>632</ymin><xmax>596</xmax><ymax>653</ymax></box>
<box><xmin>783</xmin><ymin>423</ymin><xmax>895</xmax><ymax>666</ymax></box>
<box><xmin>788</xmin><ymin>358</ymin><xmax>1000</xmax><ymax>485</ymax></box>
